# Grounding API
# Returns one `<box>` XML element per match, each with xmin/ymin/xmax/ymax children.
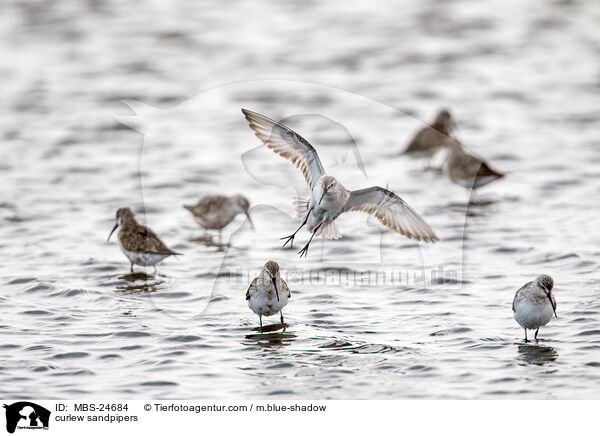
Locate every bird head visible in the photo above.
<box><xmin>319</xmin><ymin>175</ymin><xmax>337</xmax><ymax>205</ymax></box>
<box><xmin>536</xmin><ymin>274</ymin><xmax>557</xmax><ymax>318</ymax></box>
<box><xmin>108</xmin><ymin>207</ymin><xmax>136</xmax><ymax>241</ymax></box>
<box><xmin>264</xmin><ymin>260</ymin><xmax>280</xmax><ymax>301</ymax></box>
<box><xmin>433</xmin><ymin>109</ymin><xmax>453</xmax><ymax>134</ymax></box>
<box><xmin>233</xmin><ymin>195</ymin><xmax>253</xmax><ymax>229</ymax></box>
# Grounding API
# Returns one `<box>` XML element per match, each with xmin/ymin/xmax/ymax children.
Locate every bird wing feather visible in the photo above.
<box><xmin>246</xmin><ymin>277</ymin><xmax>257</xmax><ymax>300</ymax></box>
<box><xmin>280</xmin><ymin>278</ymin><xmax>291</xmax><ymax>298</ymax></box>
<box><xmin>512</xmin><ymin>281</ymin><xmax>532</xmax><ymax>312</ymax></box>
<box><xmin>338</xmin><ymin>187</ymin><xmax>438</xmax><ymax>242</ymax></box>
<box><xmin>135</xmin><ymin>225</ymin><xmax>180</xmax><ymax>255</ymax></box>
<box><xmin>242</xmin><ymin>109</ymin><xmax>326</xmax><ymax>190</ymax></box>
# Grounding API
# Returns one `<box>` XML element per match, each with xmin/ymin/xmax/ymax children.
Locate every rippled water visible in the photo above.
<box><xmin>1</xmin><ymin>0</ymin><xmax>600</xmax><ymax>399</ymax></box>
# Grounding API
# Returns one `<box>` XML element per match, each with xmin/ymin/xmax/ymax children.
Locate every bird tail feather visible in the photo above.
<box><xmin>292</xmin><ymin>197</ymin><xmax>309</xmax><ymax>220</ymax></box>
<box><xmin>317</xmin><ymin>221</ymin><xmax>342</xmax><ymax>239</ymax></box>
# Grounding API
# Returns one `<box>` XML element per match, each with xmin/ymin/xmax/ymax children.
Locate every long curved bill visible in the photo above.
<box><xmin>246</xmin><ymin>212</ymin><xmax>255</xmax><ymax>230</ymax></box>
<box><xmin>319</xmin><ymin>189</ymin><xmax>327</xmax><ymax>205</ymax></box>
<box><xmin>272</xmin><ymin>278</ymin><xmax>280</xmax><ymax>302</ymax></box>
<box><xmin>107</xmin><ymin>222</ymin><xmax>118</xmax><ymax>242</ymax></box>
<box><xmin>547</xmin><ymin>294</ymin><xmax>557</xmax><ymax>318</ymax></box>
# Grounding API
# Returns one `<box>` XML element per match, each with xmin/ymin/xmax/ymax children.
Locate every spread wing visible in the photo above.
<box><xmin>338</xmin><ymin>187</ymin><xmax>438</xmax><ymax>242</ymax></box>
<box><xmin>246</xmin><ymin>277</ymin><xmax>257</xmax><ymax>300</ymax></box>
<box><xmin>242</xmin><ymin>109</ymin><xmax>326</xmax><ymax>190</ymax></box>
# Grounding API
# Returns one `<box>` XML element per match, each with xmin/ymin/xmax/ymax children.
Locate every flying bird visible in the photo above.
<box><xmin>242</xmin><ymin>109</ymin><xmax>438</xmax><ymax>257</ymax></box>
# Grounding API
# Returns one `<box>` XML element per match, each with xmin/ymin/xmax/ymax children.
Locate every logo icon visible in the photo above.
<box><xmin>3</xmin><ymin>402</ymin><xmax>50</xmax><ymax>434</ymax></box>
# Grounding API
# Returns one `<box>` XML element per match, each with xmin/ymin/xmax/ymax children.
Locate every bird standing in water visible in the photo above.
<box><xmin>242</xmin><ymin>109</ymin><xmax>438</xmax><ymax>257</ymax></box>
<box><xmin>184</xmin><ymin>194</ymin><xmax>253</xmax><ymax>233</ymax></box>
<box><xmin>246</xmin><ymin>260</ymin><xmax>290</xmax><ymax>332</ymax></box>
<box><xmin>108</xmin><ymin>207</ymin><xmax>180</xmax><ymax>273</ymax></box>
<box><xmin>513</xmin><ymin>274</ymin><xmax>557</xmax><ymax>342</ymax></box>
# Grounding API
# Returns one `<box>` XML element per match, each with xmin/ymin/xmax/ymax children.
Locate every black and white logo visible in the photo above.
<box><xmin>3</xmin><ymin>402</ymin><xmax>50</xmax><ymax>434</ymax></box>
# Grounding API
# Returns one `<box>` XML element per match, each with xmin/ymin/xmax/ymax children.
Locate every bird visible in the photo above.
<box><xmin>246</xmin><ymin>260</ymin><xmax>290</xmax><ymax>332</ymax></box>
<box><xmin>184</xmin><ymin>194</ymin><xmax>253</xmax><ymax>233</ymax></box>
<box><xmin>242</xmin><ymin>108</ymin><xmax>438</xmax><ymax>257</ymax></box>
<box><xmin>512</xmin><ymin>274</ymin><xmax>557</xmax><ymax>342</ymax></box>
<box><xmin>443</xmin><ymin>138</ymin><xmax>504</xmax><ymax>189</ymax></box>
<box><xmin>403</xmin><ymin>109</ymin><xmax>454</xmax><ymax>158</ymax></box>
<box><xmin>107</xmin><ymin>207</ymin><xmax>180</xmax><ymax>273</ymax></box>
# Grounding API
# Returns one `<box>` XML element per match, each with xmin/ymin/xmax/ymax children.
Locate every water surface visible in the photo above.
<box><xmin>1</xmin><ymin>0</ymin><xmax>599</xmax><ymax>399</ymax></box>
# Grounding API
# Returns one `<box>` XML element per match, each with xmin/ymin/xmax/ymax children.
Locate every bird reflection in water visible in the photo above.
<box><xmin>517</xmin><ymin>344</ymin><xmax>558</xmax><ymax>366</ymax></box>
<box><xmin>189</xmin><ymin>234</ymin><xmax>230</xmax><ymax>252</ymax></box>
<box><xmin>245</xmin><ymin>323</ymin><xmax>296</xmax><ymax>347</ymax></box>
<box><xmin>115</xmin><ymin>272</ymin><xmax>166</xmax><ymax>294</ymax></box>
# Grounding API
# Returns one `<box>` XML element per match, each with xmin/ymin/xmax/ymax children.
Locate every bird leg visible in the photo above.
<box><xmin>298</xmin><ymin>223</ymin><xmax>323</xmax><ymax>257</ymax></box>
<box><xmin>259</xmin><ymin>315</ymin><xmax>263</xmax><ymax>334</ymax></box>
<box><xmin>535</xmin><ymin>328</ymin><xmax>539</xmax><ymax>341</ymax></box>
<box><xmin>524</xmin><ymin>329</ymin><xmax>528</xmax><ymax>342</ymax></box>
<box><xmin>153</xmin><ymin>265</ymin><xmax>157</xmax><ymax>275</ymax></box>
<box><xmin>281</xmin><ymin>213</ymin><xmax>310</xmax><ymax>248</ymax></box>
<box><xmin>280</xmin><ymin>311</ymin><xmax>284</xmax><ymax>324</ymax></box>
<box><xmin>130</xmin><ymin>263</ymin><xmax>134</xmax><ymax>273</ymax></box>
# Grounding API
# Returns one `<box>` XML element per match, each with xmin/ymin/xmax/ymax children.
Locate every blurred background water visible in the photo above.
<box><xmin>1</xmin><ymin>0</ymin><xmax>599</xmax><ymax>399</ymax></box>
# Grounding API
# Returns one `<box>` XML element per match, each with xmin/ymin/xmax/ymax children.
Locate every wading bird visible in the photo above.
<box><xmin>513</xmin><ymin>274</ymin><xmax>557</xmax><ymax>342</ymax></box>
<box><xmin>184</xmin><ymin>194</ymin><xmax>253</xmax><ymax>233</ymax></box>
<box><xmin>246</xmin><ymin>260</ymin><xmax>290</xmax><ymax>332</ymax></box>
<box><xmin>108</xmin><ymin>207</ymin><xmax>180</xmax><ymax>273</ymax></box>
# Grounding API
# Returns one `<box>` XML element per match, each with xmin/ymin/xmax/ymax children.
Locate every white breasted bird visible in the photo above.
<box><xmin>242</xmin><ymin>109</ymin><xmax>438</xmax><ymax>257</ymax></box>
<box><xmin>512</xmin><ymin>274</ymin><xmax>557</xmax><ymax>342</ymax></box>
<box><xmin>246</xmin><ymin>260</ymin><xmax>290</xmax><ymax>332</ymax></box>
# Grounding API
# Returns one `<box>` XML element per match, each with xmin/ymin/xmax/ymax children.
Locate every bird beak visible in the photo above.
<box><xmin>319</xmin><ymin>188</ymin><xmax>327</xmax><ymax>205</ymax></box>
<box><xmin>272</xmin><ymin>277</ymin><xmax>279</xmax><ymax>302</ymax></box>
<box><xmin>547</xmin><ymin>292</ymin><xmax>557</xmax><ymax>318</ymax></box>
<box><xmin>246</xmin><ymin>212</ymin><xmax>255</xmax><ymax>230</ymax></box>
<box><xmin>107</xmin><ymin>222</ymin><xmax>118</xmax><ymax>242</ymax></box>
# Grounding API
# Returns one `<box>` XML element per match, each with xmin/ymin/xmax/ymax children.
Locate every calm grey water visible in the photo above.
<box><xmin>1</xmin><ymin>0</ymin><xmax>599</xmax><ymax>399</ymax></box>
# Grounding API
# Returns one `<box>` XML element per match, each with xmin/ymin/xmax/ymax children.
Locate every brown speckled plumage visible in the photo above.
<box><xmin>264</xmin><ymin>260</ymin><xmax>280</xmax><ymax>277</ymax></box>
<box><xmin>114</xmin><ymin>208</ymin><xmax>179</xmax><ymax>255</ymax></box>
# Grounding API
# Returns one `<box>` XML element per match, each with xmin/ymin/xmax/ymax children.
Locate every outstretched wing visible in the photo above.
<box><xmin>242</xmin><ymin>109</ymin><xmax>326</xmax><ymax>190</ymax></box>
<box><xmin>338</xmin><ymin>187</ymin><xmax>438</xmax><ymax>242</ymax></box>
